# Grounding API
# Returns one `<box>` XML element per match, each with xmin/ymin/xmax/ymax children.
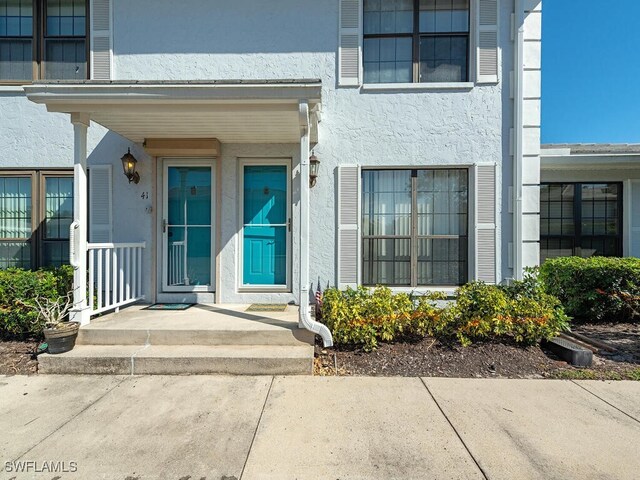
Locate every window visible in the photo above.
<box><xmin>0</xmin><ymin>0</ymin><xmax>88</xmax><ymax>82</ymax></box>
<box><xmin>362</xmin><ymin>168</ymin><xmax>468</xmax><ymax>286</ymax></box>
<box><xmin>540</xmin><ymin>183</ymin><xmax>623</xmax><ymax>262</ymax></box>
<box><xmin>0</xmin><ymin>171</ymin><xmax>73</xmax><ymax>269</ymax></box>
<box><xmin>363</xmin><ymin>0</ymin><xmax>470</xmax><ymax>84</ymax></box>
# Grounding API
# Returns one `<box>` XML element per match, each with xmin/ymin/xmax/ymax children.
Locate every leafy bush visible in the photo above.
<box><xmin>321</xmin><ymin>286</ymin><xmax>443</xmax><ymax>351</ymax></box>
<box><xmin>321</xmin><ymin>272</ymin><xmax>569</xmax><ymax>350</ymax></box>
<box><xmin>0</xmin><ymin>266</ymin><xmax>74</xmax><ymax>339</ymax></box>
<box><xmin>539</xmin><ymin>257</ymin><xmax>640</xmax><ymax>323</ymax></box>
<box><xmin>446</xmin><ymin>275</ymin><xmax>569</xmax><ymax>346</ymax></box>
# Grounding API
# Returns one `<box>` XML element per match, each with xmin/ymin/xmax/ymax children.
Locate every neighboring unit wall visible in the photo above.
<box><xmin>541</xmin><ymin>145</ymin><xmax>640</xmax><ymax>259</ymax></box>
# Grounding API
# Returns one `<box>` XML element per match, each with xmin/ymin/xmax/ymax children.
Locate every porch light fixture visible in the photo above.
<box><xmin>121</xmin><ymin>148</ymin><xmax>140</xmax><ymax>184</ymax></box>
<box><xmin>309</xmin><ymin>154</ymin><xmax>320</xmax><ymax>187</ymax></box>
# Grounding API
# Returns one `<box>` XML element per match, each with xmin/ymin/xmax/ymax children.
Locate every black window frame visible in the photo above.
<box><xmin>0</xmin><ymin>169</ymin><xmax>73</xmax><ymax>269</ymax></box>
<box><xmin>540</xmin><ymin>182</ymin><xmax>624</xmax><ymax>261</ymax></box>
<box><xmin>363</xmin><ymin>0</ymin><xmax>471</xmax><ymax>84</ymax></box>
<box><xmin>0</xmin><ymin>0</ymin><xmax>89</xmax><ymax>83</ymax></box>
<box><xmin>361</xmin><ymin>167</ymin><xmax>469</xmax><ymax>287</ymax></box>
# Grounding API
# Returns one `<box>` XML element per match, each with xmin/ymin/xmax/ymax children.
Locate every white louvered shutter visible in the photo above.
<box><xmin>475</xmin><ymin>164</ymin><xmax>497</xmax><ymax>283</ymax></box>
<box><xmin>337</xmin><ymin>166</ymin><xmax>360</xmax><ymax>288</ymax></box>
<box><xmin>338</xmin><ymin>0</ymin><xmax>362</xmax><ymax>86</ymax></box>
<box><xmin>89</xmin><ymin>165</ymin><xmax>113</xmax><ymax>243</ymax></box>
<box><xmin>631</xmin><ymin>181</ymin><xmax>640</xmax><ymax>257</ymax></box>
<box><xmin>90</xmin><ymin>0</ymin><xmax>113</xmax><ymax>80</ymax></box>
<box><xmin>477</xmin><ymin>0</ymin><xmax>499</xmax><ymax>84</ymax></box>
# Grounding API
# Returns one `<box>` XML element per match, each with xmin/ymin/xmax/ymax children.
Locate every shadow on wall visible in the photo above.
<box><xmin>114</xmin><ymin>0</ymin><xmax>336</xmax><ymax>56</ymax></box>
<box><xmin>88</xmin><ymin>130</ymin><xmax>153</xmax><ymax>245</ymax></box>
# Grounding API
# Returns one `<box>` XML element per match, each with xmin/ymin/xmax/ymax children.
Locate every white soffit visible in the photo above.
<box><xmin>23</xmin><ymin>81</ymin><xmax>322</xmax><ymax>144</ymax></box>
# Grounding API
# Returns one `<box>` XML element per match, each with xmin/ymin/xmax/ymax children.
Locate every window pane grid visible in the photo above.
<box><xmin>364</xmin><ymin>0</ymin><xmax>470</xmax><ymax>83</ymax></box>
<box><xmin>1</xmin><ymin>0</ymin><xmax>88</xmax><ymax>81</ymax></box>
<box><xmin>45</xmin><ymin>0</ymin><xmax>86</xmax><ymax>37</ymax></box>
<box><xmin>541</xmin><ymin>182</ymin><xmax>622</xmax><ymax>261</ymax></box>
<box><xmin>362</xmin><ymin>168</ymin><xmax>468</xmax><ymax>287</ymax></box>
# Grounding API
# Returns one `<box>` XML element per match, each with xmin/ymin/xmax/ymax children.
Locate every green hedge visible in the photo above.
<box><xmin>321</xmin><ymin>272</ymin><xmax>569</xmax><ymax>351</ymax></box>
<box><xmin>540</xmin><ymin>257</ymin><xmax>640</xmax><ymax>323</ymax></box>
<box><xmin>0</xmin><ymin>266</ymin><xmax>74</xmax><ymax>339</ymax></box>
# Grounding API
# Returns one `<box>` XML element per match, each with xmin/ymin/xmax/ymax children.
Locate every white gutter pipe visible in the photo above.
<box><xmin>298</xmin><ymin>101</ymin><xmax>333</xmax><ymax>347</ymax></box>
<box><xmin>513</xmin><ymin>0</ymin><xmax>525</xmax><ymax>280</ymax></box>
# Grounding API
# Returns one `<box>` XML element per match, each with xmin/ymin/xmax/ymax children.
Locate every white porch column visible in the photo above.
<box><xmin>69</xmin><ymin>112</ymin><xmax>91</xmax><ymax>325</ymax></box>
<box><xmin>298</xmin><ymin>101</ymin><xmax>332</xmax><ymax>346</ymax></box>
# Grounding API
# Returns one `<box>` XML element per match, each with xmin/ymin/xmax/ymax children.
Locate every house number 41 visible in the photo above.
<box><xmin>140</xmin><ymin>192</ymin><xmax>149</xmax><ymax>199</ymax></box>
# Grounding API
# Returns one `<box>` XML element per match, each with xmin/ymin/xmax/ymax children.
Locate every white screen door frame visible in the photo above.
<box><xmin>161</xmin><ymin>158</ymin><xmax>216</xmax><ymax>292</ymax></box>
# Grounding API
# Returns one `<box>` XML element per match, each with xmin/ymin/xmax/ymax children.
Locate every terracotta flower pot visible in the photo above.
<box><xmin>43</xmin><ymin>322</ymin><xmax>80</xmax><ymax>354</ymax></box>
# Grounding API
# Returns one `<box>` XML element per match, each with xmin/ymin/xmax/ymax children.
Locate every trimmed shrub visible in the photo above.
<box><xmin>322</xmin><ymin>272</ymin><xmax>569</xmax><ymax>350</ymax></box>
<box><xmin>539</xmin><ymin>257</ymin><xmax>640</xmax><ymax>323</ymax></box>
<box><xmin>0</xmin><ymin>266</ymin><xmax>74</xmax><ymax>339</ymax></box>
<box><xmin>321</xmin><ymin>286</ymin><xmax>443</xmax><ymax>351</ymax></box>
<box><xmin>445</xmin><ymin>276</ymin><xmax>569</xmax><ymax>346</ymax></box>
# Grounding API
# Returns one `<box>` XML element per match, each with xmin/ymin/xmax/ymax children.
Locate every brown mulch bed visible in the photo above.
<box><xmin>0</xmin><ymin>339</ymin><xmax>40</xmax><ymax>375</ymax></box>
<box><xmin>315</xmin><ymin>326</ymin><xmax>640</xmax><ymax>380</ymax></box>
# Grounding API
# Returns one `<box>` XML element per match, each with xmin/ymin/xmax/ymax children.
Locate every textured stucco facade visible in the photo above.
<box><xmin>0</xmin><ymin>0</ymin><xmax>543</xmax><ymax>304</ymax></box>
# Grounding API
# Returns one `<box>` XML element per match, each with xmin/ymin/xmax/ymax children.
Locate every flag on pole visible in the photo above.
<box><xmin>315</xmin><ymin>284</ymin><xmax>323</xmax><ymax>320</ymax></box>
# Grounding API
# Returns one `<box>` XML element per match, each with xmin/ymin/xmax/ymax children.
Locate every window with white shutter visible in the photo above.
<box><xmin>339</xmin><ymin>0</ymin><xmax>362</xmax><ymax>86</ymax></box>
<box><xmin>89</xmin><ymin>165</ymin><xmax>112</xmax><ymax>243</ymax></box>
<box><xmin>90</xmin><ymin>0</ymin><xmax>112</xmax><ymax>80</ymax></box>
<box><xmin>476</xmin><ymin>0</ymin><xmax>499</xmax><ymax>84</ymax></box>
<box><xmin>474</xmin><ymin>164</ymin><xmax>497</xmax><ymax>283</ymax></box>
<box><xmin>337</xmin><ymin>165</ymin><xmax>360</xmax><ymax>288</ymax></box>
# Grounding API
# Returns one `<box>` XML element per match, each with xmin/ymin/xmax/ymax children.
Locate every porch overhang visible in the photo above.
<box><xmin>24</xmin><ymin>80</ymin><xmax>322</xmax><ymax>144</ymax></box>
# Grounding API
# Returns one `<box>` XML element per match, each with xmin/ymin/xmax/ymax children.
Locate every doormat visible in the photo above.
<box><xmin>246</xmin><ymin>304</ymin><xmax>288</xmax><ymax>312</ymax></box>
<box><xmin>145</xmin><ymin>303</ymin><xmax>194</xmax><ymax>311</ymax></box>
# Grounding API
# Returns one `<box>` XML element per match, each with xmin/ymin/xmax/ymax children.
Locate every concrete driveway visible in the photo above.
<box><xmin>1</xmin><ymin>376</ymin><xmax>639</xmax><ymax>480</ymax></box>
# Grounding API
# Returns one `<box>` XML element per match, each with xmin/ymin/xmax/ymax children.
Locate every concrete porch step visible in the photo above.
<box><xmin>78</xmin><ymin>326</ymin><xmax>314</xmax><ymax>347</ymax></box>
<box><xmin>39</xmin><ymin>344</ymin><xmax>314</xmax><ymax>375</ymax></box>
<box><xmin>77</xmin><ymin>304</ymin><xmax>315</xmax><ymax>347</ymax></box>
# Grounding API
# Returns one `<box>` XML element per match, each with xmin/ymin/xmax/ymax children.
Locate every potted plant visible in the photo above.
<box><xmin>21</xmin><ymin>291</ymin><xmax>79</xmax><ymax>354</ymax></box>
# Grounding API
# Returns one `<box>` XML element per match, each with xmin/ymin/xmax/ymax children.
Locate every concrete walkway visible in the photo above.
<box><xmin>1</xmin><ymin>376</ymin><xmax>639</xmax><ymax>480</ymax></box>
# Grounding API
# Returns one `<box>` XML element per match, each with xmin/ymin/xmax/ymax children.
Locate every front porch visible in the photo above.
<box><xmin>39</xmin><ymin>304</ymin><xmax>315</xmax><ymax>375</ymax></box>
<box><xmin>24</xmin><ymin>80</ymin><xmax>333</xmax><ymax>356</ymax></box>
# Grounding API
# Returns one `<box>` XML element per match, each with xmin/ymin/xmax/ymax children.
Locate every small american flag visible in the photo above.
<box><xmin>315</xmin><ymin>285</ymin><xmax>323</xmax><ymax>320</ymax></box>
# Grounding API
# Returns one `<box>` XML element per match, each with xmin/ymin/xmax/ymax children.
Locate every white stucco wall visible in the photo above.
<box><xmin>0</xmin><ymin>0</ymin><xmax>519</xmax><ymax>303</ymax></box>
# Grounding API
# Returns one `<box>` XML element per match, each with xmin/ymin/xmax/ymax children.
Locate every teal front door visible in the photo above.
<box><xmin>242</xmin><ymin>165</ymin><xmax>289</xmax><ymax>286</ymax></box>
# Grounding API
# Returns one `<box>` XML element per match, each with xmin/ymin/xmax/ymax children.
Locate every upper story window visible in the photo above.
<box><xmin>0</xmin><ymin>0</ymin><xmax>88</xmax><ymax>82</ymax></box>
<box><xmin>363</xmin><ymin>0</ymin><xmax>470</xmax><ymax>84</ymax></box>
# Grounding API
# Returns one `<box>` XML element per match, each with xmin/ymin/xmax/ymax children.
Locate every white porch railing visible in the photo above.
<box><xmin>88</xmin><ymin>242</ymin><xmax>146</xmax><ymax>316</ymax></box>
<box><xmin>169</xmin><ymin>241</ymin><xmax>186</xmax><ymax>286</ymax></box>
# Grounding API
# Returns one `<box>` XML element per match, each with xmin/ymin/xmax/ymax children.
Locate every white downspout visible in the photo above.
<box><xmin>299</xmin><ymin>101</ymin><xmax>333</xmax><ymax>348</ymax></box>
<box><xmin>513</xmin><ymin>0</ymin><xmax>525</xmax><ymax>280</ymax></box>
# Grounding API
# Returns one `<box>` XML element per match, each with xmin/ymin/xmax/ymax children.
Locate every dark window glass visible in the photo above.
<box><xmin>540</xmin><ymin>182</ymin><xmax>622</xmax><ymax>262</ymax></box>
<box><xmin>363</xmin><ymin>0</ymin><xmax>470</xmax><ymax>83</ymax></box>
<box><xmin>43</xmin><ymin>176</ymin><xmax>73</xmax><ymax>266</ymax></box>
<box><xmin>0</xmin><ymin>0</ymin><xmax>88</xmax><ymax>81</ymax></box>
<box><xmin>0</xmin><ymin>0</ymin><xmax>33</xmax><ymax>81</ymax></box>
<box><xmin>0</xmin><ymin>175</ymin><xmax>32</xmax><ymax>268</ymax></box>
<box><xmin>362</xmin><ymin>168</ymin><xmax>468</xmax><ymax>286</ymax></box>
<box><xmin>44</xmin><ymin>0</ymin><xmax>86</xmax><ymax>79</ymax></box>
<box><xmin>0</xmin><ymin>172</ymin><xmax>73</xmax><ymax>269</ymax></box>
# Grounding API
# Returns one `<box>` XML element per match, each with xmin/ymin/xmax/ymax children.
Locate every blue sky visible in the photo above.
<box><xmin>542</xmin><ymin>0</ymin><xmax>640</xmax><ymax>144</ymax></box>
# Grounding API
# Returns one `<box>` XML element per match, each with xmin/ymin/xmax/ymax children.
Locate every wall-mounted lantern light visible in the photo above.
<box><xmin>309</xmin><ymin>154</ymin><xmax>320</xmax><ymax>188</ymax></box>
<box><xmin>121</xmin><ymin>148</ymin><xmax>140</xmax><ymax>184</ymax></box>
